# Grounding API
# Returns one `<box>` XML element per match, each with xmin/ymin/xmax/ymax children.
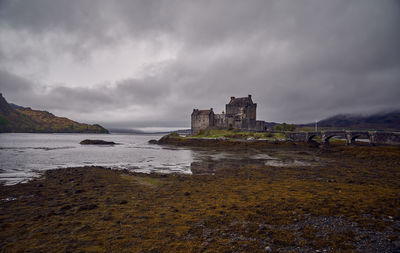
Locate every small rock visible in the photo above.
<box><xmin>265</xmin><ymin>245</ymin><xmax>272</xmax><ymax>252</ymax></box>
<box><xmin>77</xmin><ymin>225</ymin><xmax>91</xmax><ymax>232</ymax></box>
<box><xmin>201</xmin><ymin>242</ymin><xmax>209</xmax><ymax>247</ymax></box>
<box><xmin>259</xmin><ymin>224</ymin><xmax>267</xmax><ymax>230</ymax></box>
<box><xmin>101</xmin><ymin>214</ymin><xmax>113</xmax><ymax>221</ymax></box>
<box><xmin>59</xmin><ymin>205</ymin><xmax>72</xmax><ymax>211</ymax></box>
<box><xmin>77</xmin><ymin>204</ymin><xmax>98</xmax><ymax>212</ymax></box>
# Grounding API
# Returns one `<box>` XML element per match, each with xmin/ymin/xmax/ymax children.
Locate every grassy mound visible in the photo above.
<box><xmin>192</xmin><ymin>129</ymin><xmax>287</xmax><ymax>140</ymax></box>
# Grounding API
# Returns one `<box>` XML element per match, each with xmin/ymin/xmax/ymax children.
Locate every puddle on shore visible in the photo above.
<box><xmin>265</xmin><ymin>160</ymin><xmax>311</xmax><ymax>167</ymax></box>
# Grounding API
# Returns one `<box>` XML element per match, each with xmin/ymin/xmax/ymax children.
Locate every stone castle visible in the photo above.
<box><xmin>191</xmin><ymin>95</ymin><xmax>266</xmax><ymax>134</ymax></box>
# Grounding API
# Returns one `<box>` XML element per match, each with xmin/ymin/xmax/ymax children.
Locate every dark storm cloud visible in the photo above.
<box><xmin>0</xmin><ymin>0</ymin><xmax>399</xmax><ymax>127</ymax></box>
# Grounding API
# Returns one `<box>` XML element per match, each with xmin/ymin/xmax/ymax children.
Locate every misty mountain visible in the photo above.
<box><xmin>304</xmin><ymin>111</ymin><xmax>400</xmax><ymax>131</ymax></box>
<box><xmin>0</xmin><ymin>93</ymin><xmax>109</xmax><ymax>133</ymax></box>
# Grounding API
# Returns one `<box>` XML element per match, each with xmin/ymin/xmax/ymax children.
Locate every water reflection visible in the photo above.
<box><xmin>189</xmin><ymin>148</ymin><xmax>318</xmax><ymax>174</ymax></box>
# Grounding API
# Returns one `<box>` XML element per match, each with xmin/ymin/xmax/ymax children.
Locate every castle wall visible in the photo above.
<box><xmin>213</xmin><ymin>114</ymin><xmax>226</xmax><ymax>128</ymax></box>
<box><xmin>246</xmin><ymin>104</ymin><xmax>257</xmax><ymax>121</ymax></box>
<box><xmin>255</xmin><ymin>120</ymin><xmax>266</xmax><ymax>132</ymax></box>
<box><xmin>191</xmin><ymin>110</ymin><xmax>214</xmax><ymax>134</ymax></box>
<box><xmin>247</xmin><ymin>119</ymin><xmax>257</xmax><ymax>130</ymax></box>
<box><xmin>225</xmin><ymin>103</ymin><xmax>257</xmax><ymax>130</ymax></box>
<box><xmin>225</xmin><ymin>104</ymin><xmax>241</xmax><ymax>117</ymax></box>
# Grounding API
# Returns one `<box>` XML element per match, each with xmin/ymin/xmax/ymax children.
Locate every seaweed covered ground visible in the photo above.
<box><xmin>1</xmin><ymin>145</ymin><xmax>400</xmax><ymax>252</ymax></box>
<box><xmin>149</xmin><ymin>133</ymin><xmax>310</xmax><ymax>148</ymax></box>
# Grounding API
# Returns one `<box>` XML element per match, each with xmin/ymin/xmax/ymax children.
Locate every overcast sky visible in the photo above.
<box><xmin>0</xmin><ymin>0</ymin><xmax>399</xmax><ymax>129</ymax></box>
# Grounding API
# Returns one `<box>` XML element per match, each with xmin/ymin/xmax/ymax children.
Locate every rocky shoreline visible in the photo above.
<box><xmin>149</xmin><ymin>134</ymin><xmax>319</xmax><ymax>149</ymax></box>
<box><xmin>1</xmin><ymin>145</ymin><xmax>400</xmax><ymax>252</ymax></box>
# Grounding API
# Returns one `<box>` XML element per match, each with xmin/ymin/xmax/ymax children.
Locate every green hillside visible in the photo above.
<box><xmin>0</xmin><ymin>93</ymin><xmax>109</xmax><ymax>133</ymax></box>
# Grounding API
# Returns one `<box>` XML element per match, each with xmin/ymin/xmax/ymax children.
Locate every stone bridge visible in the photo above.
<box><xmin>287</xmin><ymin>131</ymin><xmax>400</xmax><ymax>146</ymax></box>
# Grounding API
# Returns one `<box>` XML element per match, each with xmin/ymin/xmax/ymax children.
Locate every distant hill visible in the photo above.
<box><xmin>301</xmin><ymin>111</ymin><xmax>400</xmax><ymax>131</ymax></box>
<box><xmin>109</xmin><ymin>128</ymin><xmax>192</xmax><ymax>135</ymax></box>
<box><xmin>0</xmin><ymin>93</ymin><xmax>109</xmax><ymax>133</ymax></box>
<box><xmin>108</xmin><ymin>128</ymin><xmax>147</xmax><ymax>134</ymax></box>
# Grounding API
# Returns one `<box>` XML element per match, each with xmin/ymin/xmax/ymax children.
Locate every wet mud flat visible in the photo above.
<box><xmin>1</xmin><ymin>146</ymin><xmax>400</xmax><ymax>252</ymax></box>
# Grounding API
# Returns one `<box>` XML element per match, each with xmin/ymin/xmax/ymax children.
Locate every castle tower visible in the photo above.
<box><xmin>225</xmin><ymin>95</ymin><xmax>257</xmax><ymax>130</ymax></box>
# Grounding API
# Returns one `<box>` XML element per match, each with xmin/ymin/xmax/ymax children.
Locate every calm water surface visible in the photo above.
<box><xmin>0</xmin><ymin>133</ymin><xmax>320</xmax><ymax>185</ymax></box>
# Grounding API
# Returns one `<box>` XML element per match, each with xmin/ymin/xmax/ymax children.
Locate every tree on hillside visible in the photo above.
<box><xmin>274</xmin><ymin>123</ymin><xmax>296</xmax><ymax>132</ymax></box>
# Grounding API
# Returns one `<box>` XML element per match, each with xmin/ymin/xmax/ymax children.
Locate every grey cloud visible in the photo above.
<box><xmin>0</xmin><ymin>69</ymin><xmax>171</xmax><ymax>113</ymax></box>
<box><xmin>0</xmin><ymin>0</ymin><xmax>399</xmax><ymax>127</ymax></box>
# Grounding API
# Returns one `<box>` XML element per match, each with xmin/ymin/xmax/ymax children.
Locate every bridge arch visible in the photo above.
<box><xmin>347</xmin><ymin>133</ymin><xmax>370</xmax><ymax>145</ymax></box>
<box><xmin>323</xmin><ymin>134</ymin><xmax>338</xmax><ymax>145</ymax></box>
<box><xmin>307</xmin><ymin>134</ymin><xmax>318</xmax><ymax>143</ymax></box>
<box><xmin>321</xmin><ymin>132</ymin><xmax>347</xmax><ymax>146</ymax></box>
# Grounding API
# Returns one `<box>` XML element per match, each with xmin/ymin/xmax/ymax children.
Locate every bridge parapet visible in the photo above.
<box><xmin>288</xmin><ymin>130</ymin><xmax>400</xmax><ymax>146</ymax></box>
<box><xmin>372</xmin><ymin>131</ymin><xmax>400</xmax><ymax>145</ymax></box>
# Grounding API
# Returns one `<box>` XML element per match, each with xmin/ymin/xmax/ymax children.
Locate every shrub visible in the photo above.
<box><xmin>0</xmin><ymin>115</ymin><xmax>9</xmax><ymax>126</ymax></box>
<box><xmin>169</xmin><ymin>132</ymin><xmax>180</xmax><ymax>137</ymax></box>
<box><xmin>225</xmin><ymin>133</ymin><xmax>247</xmax><ymax>139</ymax></box>
<box><xmin>274</xmin><ymin>123</ymin><xmax>296</xmax><ymax>132</ymax></box>
<box><xmin>196</xmin><ymin>129</ymin><xmax>211</xmax><ymax>136</ymax></box>
<box><xmin>265</xmin><ymin>132</ymin><xmax>273</xmax><ymax>138</ymax></box>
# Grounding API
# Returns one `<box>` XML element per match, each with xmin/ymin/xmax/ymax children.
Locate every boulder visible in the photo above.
<box><xmin>80</xmin><ymin>139</ymin><xmax>116</xmax><ymax>145</ymax></box>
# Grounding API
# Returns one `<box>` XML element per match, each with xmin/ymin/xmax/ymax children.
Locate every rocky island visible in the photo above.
<box><xmin>80</xmin><ymin>139</ymin><xmax>116</xmax><ymax>145</ymax></box>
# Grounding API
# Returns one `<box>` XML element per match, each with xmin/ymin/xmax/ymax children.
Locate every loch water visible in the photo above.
<box><xmin>0</xmin><ymin>133</ymin><xmax>321</xmax><ymax>185</ymax></box>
